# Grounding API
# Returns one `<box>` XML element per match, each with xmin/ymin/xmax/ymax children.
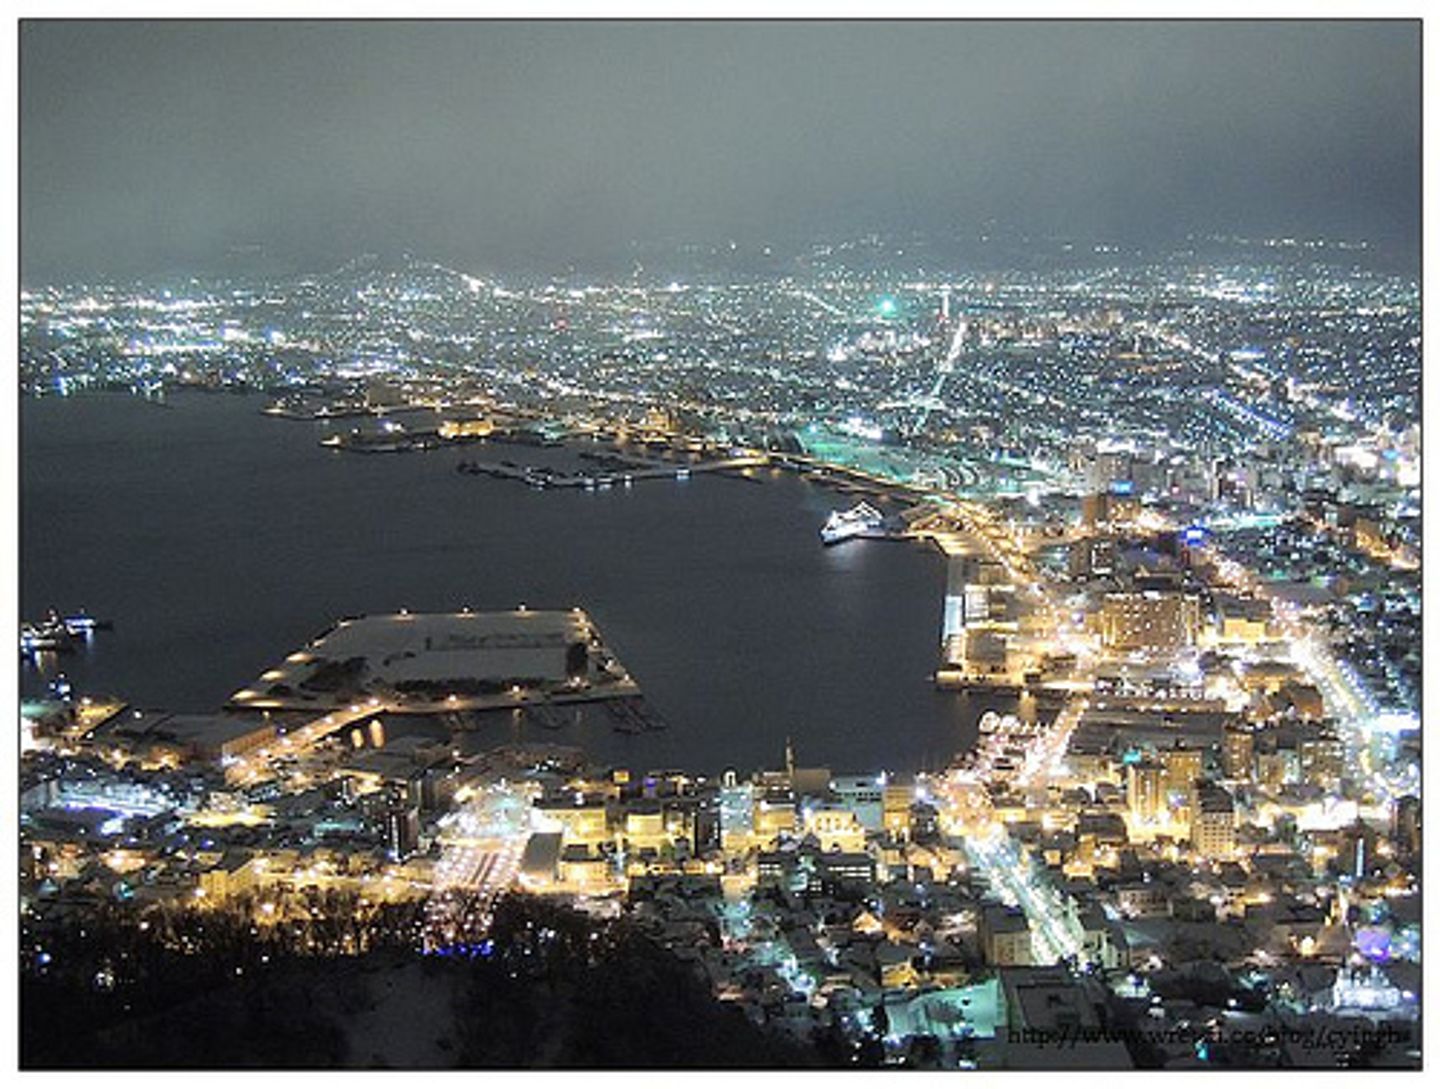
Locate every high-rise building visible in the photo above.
<box><xmin>1090</xmin><ymin>442</ymin><xmax>1134</xmax><ymax>494</ymax></box>
<box><xmin>1161</xmin><ymin>743</ymin><xmax>1204</xmax><ymax>808</ymax></box>
<box><xmin>882</xmin><ymin>777</ymin><xmax>916</xmax><ymax>840</ymax></box>
<box><xmin>1299</xmin><ymin>730</ymin><xmax>1345</xmax><ymax>789</ymax></box>
<box><xmin>718</xmin><ymin>778</ymin><xmax>755</xmax><ymax>851</ymax></box>
<box><xmin>1392</xmin><ymin>795</ymin><xmax>1421</xmax><ymax>855</ymax></box>
<box><xmin>1191</xmin><ymin>783</ymin><xmax>1236</xmax><ymax>859</ymax></box>
<box><xmin>1222</xmin><ymin>722</ymin><xmax>1254</xmax><ymax>782</ymax></box>
<box><xmin>385</xmin><ymin>800</ymin><xmax>420</xmax><ymax>862</ymax></box>
<box><xmin>1081</xmin><ymin>492</ymin><xmax>1114</xmax><ymax>529</ymax></box>
<box><xmin>1069</xmin><ymin>535</ymin><xmax>1116</xmax><ymax>578</ymax></box>
<box><xmin>1127</xmin><ymin>759</ymin><xmax>1166</xmax><ymax>825</ymax></box>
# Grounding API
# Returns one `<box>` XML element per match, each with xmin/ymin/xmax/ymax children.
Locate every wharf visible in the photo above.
<box><xmin>454</xmin><ymin>454</ymin><xmax>767</xmax><ymax>490</ymax></box>
<box><xmin>228</xmin><ymin>608</ymin><xmax>642</xmax><ymax>715</ymax></box>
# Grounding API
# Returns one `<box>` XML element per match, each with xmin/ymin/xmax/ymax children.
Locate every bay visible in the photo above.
<box><xmin>20</xmin><ymin>392</ymin><xmax>998</xmax><ymax>775</ymax></box>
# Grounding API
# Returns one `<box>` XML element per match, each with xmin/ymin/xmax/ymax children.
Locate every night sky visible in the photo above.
<box><xmin>19</xmin><ymin>19</ymin><xmax>1421</xmax><ymax>280</ymax></box>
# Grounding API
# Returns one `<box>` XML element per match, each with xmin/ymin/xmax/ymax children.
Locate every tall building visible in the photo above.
<box><xmin>1191</xmin><ymin>783</ymin><xmax>1236</xmax><ymax>859</ymax></box>
<box><xmin>882</xmin><ymin>777</ymin><xmax>916</xmax><ymax>840</ymax></box>
<box><xmin>754</xmin><ymin>789</ymin><xmax>797</xmax><ymax>844</ymax></box>
<box><xmin>1222</xmin><ymin>722</ymin><xmax>1254</xmax><ymax>782</ymax></box>
<box><xmin>1392</xmin><ymin>795</ymin><xmax>1421</xmax><ymax>855</ymax></box>
<box><xmin>1070</xmin><ymin>535</ymin><xmax>1117</xmax><ymax>578</ymax></box>
<box><xmin>1127</xmin><ymin>759</ymin><xmax>1166</xmax><ymax>825</ymax></box>
<box><xmin>1089</xmin><ymin>442</ymin><xmax>1134</xmax><ymax>493</ymax></box>
<box><xmin>1161</xmin><ymin>743</ymin><xmax>1204</xmax><ymax>809</ymax></box>
<box><xmin>1299</xmin><ymin>730</ymin><xmax>1345</xmax><ymax>789</ymax></box>
<box><xmin>718</xmin><ymin>779</ymin><xmax>755</xmax><ymax>851</ymax></box>
<box><xmin>385</xmin><ymin>799</ymin><xmax>420</xmax><ymax>862</ymax></box>
<box><xmin>1081</xmin><ymin>492</ymin><xmax>1114</xmax><ymax>529</ymax></box>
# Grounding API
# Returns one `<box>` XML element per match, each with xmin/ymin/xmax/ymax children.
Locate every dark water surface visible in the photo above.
<box><xmin>21</xmin><ymin>393</ymin><xmax>996</xmax><ymax>774</ymax></box>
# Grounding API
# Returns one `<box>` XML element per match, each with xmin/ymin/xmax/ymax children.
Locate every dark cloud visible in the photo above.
<box><xmin>20</xmin><ymin>20</ymin><xmax>1421</xmax><ymax>279</ymax></box>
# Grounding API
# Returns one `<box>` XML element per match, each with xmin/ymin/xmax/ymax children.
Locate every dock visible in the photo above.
<box><xmin>228</xmin><ymin>607</ymin><xmax>642</xmax><ymax>715</ymax></box>
<box><xmin>454</xmin><ymin>454</ymin><xmax>768</xmax><ymax>490</ymax></box>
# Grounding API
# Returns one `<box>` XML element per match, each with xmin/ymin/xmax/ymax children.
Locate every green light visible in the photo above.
<box><xmin>877</xmin><ymin>297</ymin><xmax>897</xmax><ymax>316</ymax></box>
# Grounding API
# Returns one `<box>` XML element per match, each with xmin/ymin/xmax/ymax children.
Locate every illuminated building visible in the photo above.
<box><xmin>1238</xmin><ymin>660</ymin><xmax>1302</xmax><ymax>696</ymax></box>
<box><xmin>753</xmin><ymin>846</ymin><xmax>875</xmax><ymax>894</ymax></box>
<box><xmin>1274</xmin><ymin>681</ymin><xmax>1326</xmax><ymax>721</ymax></box>
<box><xmin>558</xmin><ymin>843</ymin><xmax>616</xmax><ymax>892</ymax></box>
<box><xmin>622</xmin><ymin>804</ymin><xmax>667</xmax><ymax>851</ymax></box>
<box><xmin>882</xmin><ymin>777</ymin><xmax>916</xmax><ymax>839</ymax></box>
<box><xmin>790</xmin><ymin>763</ymin><xmax>834</xmax><ymax>799</ymax></box>
<box><xmin>1087</xmin><ymin>442</ymin><xmax>1134</xmax><ymax>494</ymax></box>
<box><xmin>1299</xmin><ymin>730</ymin><xmax>1344</xmax><ymax>789</ymax></box>
<box><xmin>537</xmin><ymin>794</ymin><xmax>610</xmax><ymax>844</ymax></box>
<box><xmin>753</xmin><ymin>794</ymin><xmax>797</xmax><ymax>844</ymax></box>
<box><xmin>363</xmin><ymin>379</ymin><xmax>400</xmax><ymax>408</ymax></box>
<box><xmin>754</xmin><ymin>850</ymin><xmax>788</xmax><ymax>886</ymax></box>
<box><xmin>1069</xmin><ymin>535</ymin><xmax>1117</xmax><ymax>578</ymax></box>
<box><xmin>878</xmin><ymin>941</ymin><xmax>920</xmax><ymax>989</ymax></box>
<box><xmin>1222</xmin><ymin>722</ymin><xmax>1255</xmax><ymax>782</ymax></box>
<box><xmin>1160</xmin><ymin>743</ymin><xmax>1204</xmax><ymax>809</ymax></box>
<box><xmin>1069</xmin><ymin>743</ymin><xmax>1118</xmax><ymax>785</ymax></box>
<box><xmin>942</xmin><ymin>558</ymin><xmax>966</xmax><ymax>644</ymax></box>
<box><xmin>1114</xmin><ymin>883</ymin><xmax>1170</xmax><ymax>918</ymax></box>
<box><xmin>824</xmin><ymin>851</ymin><xmax>876</xmax><ymax>885</ymax></box>
<box><xmin>830</xmin><ymin>774</ymin><xmax>885</xmax><ymax>829</ymax></box>
<box><xmin>1255</xmin><ymin>744</ymin><xmax>1301</xmax><ymax>789</ymax></box>
<box><xmin>1081</xmin><ymin>491</ymin><xmax>1114</xmax><ymax>529</ymax></box>
<box><xmin>1214</xmin><ymin>595</ymin><xmax>1273</xmax><ymax>643</ymax></box>
<box><xmin>963</xmin><ymin>629</ymin><xmax>1013</xmax><ymax>675</ymax></box>
<box><xmin>1191</xmin><ymin>783</ymin><xmax>1236</xmax><ymax>859</ymax></box>
<box><xmin>385</xmin><ymin>798</ymin><xmax>420</xmax><ymax>861</ymax></box>
<box><xmin>801</xmin><ymin>805</ymin><xmax>866</xmax><ymax>853</ymax></box>
<box><xmin>199</xmin><ymin>851</ymin><xmax>264</xmax><ymax>902</ymax></box>
<box><xmin>718</xmin><ymin>776</ymin><xmax>755</xmax><ymax>850</ymax></box>
<box><xmin>1332</xmin><ymin>966</ymin><xmax>1406</xmax><ymax>1013</ymax></box>
<box><xmin>90</xmin><ymin>711</ymin><xmax>277</xmax><ymax>768</ymax></box>
<box><xmin>437</xmin><ymin>417</ymin><xmax>494</xmax><ymax>439</ymax></box>
<box><xmin>1126</xmin><ymin>758</ymin><xmax>1166</xmax><ymax>825</ymax></box>
<box><xmin>1100</xmin><ymin>590</ymin><xmax>1200</xmax><ymax>651</ymax></box>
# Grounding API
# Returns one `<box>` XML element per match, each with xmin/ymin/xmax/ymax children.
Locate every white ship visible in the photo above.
<box><xmin>977</xmin><ymin>710</ymin><xmax>1027</xmax><ymax>735</ymax></box>
<box><xmin>820</xmin><ymin>501</ymin><xmax>886</xmax><ymax>545</ymax></box>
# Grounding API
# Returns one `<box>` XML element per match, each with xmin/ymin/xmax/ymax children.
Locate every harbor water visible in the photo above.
<box><xmin>20</xmin><ymin>392</ymin><xmax>1005</xmax><ymax>775</ymax></box>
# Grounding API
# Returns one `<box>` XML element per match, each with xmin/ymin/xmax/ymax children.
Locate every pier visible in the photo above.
<box><xmin>454</xmin><ymin>454</ymin><xmax>769</xmax><ymax>490</ymax></box>
<box><xmin>228</xmin><ymin>607</ymin><xmax>642</xmax><ymax>715</ymax></box>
